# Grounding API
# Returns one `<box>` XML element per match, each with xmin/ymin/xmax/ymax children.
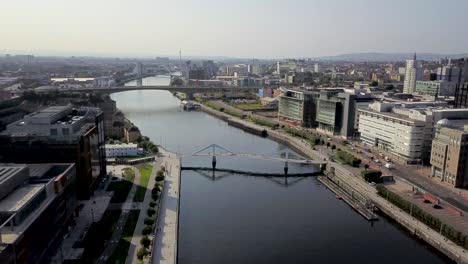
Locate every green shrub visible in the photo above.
<box><xmin>149</xmin><ymin>201</ymin><xmax>156</xmax><ymax>207</ymax></box>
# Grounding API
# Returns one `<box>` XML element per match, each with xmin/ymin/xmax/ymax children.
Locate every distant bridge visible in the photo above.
<box><xmin>61</xmin><ymin>85</ymin><xmax>261</xmax><ymax>99</ymax></box>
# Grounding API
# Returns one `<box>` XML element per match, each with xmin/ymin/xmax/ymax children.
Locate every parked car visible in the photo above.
<box><xmin>385</xmin><ymin>163</ymin><xmax>394</xmax><ymax>169</ymax></box>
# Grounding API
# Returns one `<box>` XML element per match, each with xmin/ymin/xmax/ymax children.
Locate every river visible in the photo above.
<box><xmin>111</xmin><ymin>77</ymin><xmax>448</xmax><ymax>264</ymax></box>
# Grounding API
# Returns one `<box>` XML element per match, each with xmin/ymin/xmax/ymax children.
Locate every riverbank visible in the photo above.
<box><xmin>200</xmin><ymin>102</ymin><xmax>468</xmax><ymax>263</ymax></box>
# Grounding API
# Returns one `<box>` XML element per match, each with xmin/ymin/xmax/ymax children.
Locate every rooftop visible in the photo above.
<box><xmin>105</xmin><ymin>143</ymin><xmax>138</xmax><ymax>149</ymax></box>
<box><xmin>26</xmin><ymin>105</ymin><xmax>71</xmax><ymax>119</ymax></box>
<box><xmin>0</xmin><ymin>165</ymin><xmax>25</xmax><ymax>184</ymax></box>
<box><xmin>0</xmin><ymin>184</ymin><xmax>44</xmax><ymax>213</ymax></box>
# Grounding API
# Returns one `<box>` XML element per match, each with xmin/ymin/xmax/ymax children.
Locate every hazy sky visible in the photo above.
<box><xmin>1</xmin><ymin>0</ymin><xmax>468</xmax><ymax>58</ymax></box>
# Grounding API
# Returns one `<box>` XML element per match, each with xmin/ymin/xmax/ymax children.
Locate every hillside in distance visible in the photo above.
<box><xmin>317</xmin><ymin>52</ymin><xmax>468</xmax><ymax>62</ymax></box>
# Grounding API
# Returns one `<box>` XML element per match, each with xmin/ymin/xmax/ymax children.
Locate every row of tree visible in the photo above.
<box><xmin>137</xmin><ymin>169</ymin><xmax>166</xmax><ymax>260</ymax></box>
<box><xmin>376</xmin><ymin>185</ymin><xmax>468</xmax><ymax>250</ymax></box>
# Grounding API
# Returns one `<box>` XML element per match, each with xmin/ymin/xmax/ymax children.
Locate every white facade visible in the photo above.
<box><xmin>358</xmin><ymin>102</ymin><xmax>468</xmax><ymax>163</ymax></box>
<box><xmin>403</xmin><ymin>54</ymin><xmax>423</xmax><ymax>93</ymax></box>
<box><xmin>314</xmin><ymin>63</ymin><xmax>320</xmax><ymax>73</ymax></box>
<box><xmin>358</xmin><ymin>109</ymin><xmax>432</xmax><ymax>163</ymax></box>
<box><xmin>105</xmin><ymin>143</ymin><xmax>139</xmax><ymax>157</ymax></box>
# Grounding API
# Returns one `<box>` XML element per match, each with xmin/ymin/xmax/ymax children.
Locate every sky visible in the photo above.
<box><xmin>1</xmin><ymin>0</ymin><xmax>468</xmax><ymax>59</ymax></box>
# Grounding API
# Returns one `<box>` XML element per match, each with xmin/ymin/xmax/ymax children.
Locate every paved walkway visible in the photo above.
<box><xmin>49</xmin><ymin>193</ymin><xmax>112</xmax><ymax>263</ymax></box>
<box><xmin>126</xmin><ymin>161</ymin><xmax>160</xmax><ymax>264</ymax></box>
<box><xmin>152</xmin><ymin>150</ymin><xmax>181</xmax><ymax>264</ymax></box>
<box><xmin>97</xmin><ymin>166</ymin><xmax>141</xmax><ymax>264</ymax></box>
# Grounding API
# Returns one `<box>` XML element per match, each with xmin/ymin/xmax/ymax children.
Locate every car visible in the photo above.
<box><xmin>369</xmin><ymin>182</ymin><xmax>377</xmax><ymax>187</ymax></box>
<box><xmin>385</xmin><ymin>163</ymin><xmax>394</xmax><ymax>169</ymax></box>
<box><xmin>374</xmin><ymin>159</ymin><xmax>380</xmax><ymax>163</ymax></box>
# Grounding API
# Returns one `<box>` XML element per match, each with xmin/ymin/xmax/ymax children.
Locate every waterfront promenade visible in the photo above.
<box><xmin>152</xmin><ymin>149</ymin><xmax>181</xmax><ymax>264</ymax></box>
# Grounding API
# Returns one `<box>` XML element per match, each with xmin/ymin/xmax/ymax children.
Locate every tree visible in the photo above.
<box><xmin>385</xmin><ymin>84</ymin><xmax>395</xmax><ymax>91</ymax></box>
<box><xmin>140</xmin><ymin>236</ymin><xmax>151</xmax><ymax>248</ymax></box>
<box><xmin>314</xmin><ymin>138</ymin><xmax>321</xmax><ymax>145</ymax></box>
<box><xmin>137</xmin><ymin>248</ymin><xmax>149</xmax><ymax>260</ymax></box>
<box><xmin>144</xmin><ymin>218</ymin><xmax>155</xmax><ymax>226</ymax></box>
<box><xmin>142</xmin><ymin>225</ymin><xmax>153</xmax><ymax>235</ymax></box>
<box><xmin>156</xmin><ymin>170</ymin><xmax>165</xmax><ymax>181</ymax></box>
<box><xmin>370</xmin><ymin>81</ymin><xmax>379</xmax><ymax>87</ymax></box>
<box><xmin>326</xmin><ymin>142</ymin><xmax>331</xmax><ymax>148</ymax></box>
<box><xmin>331</xmin><ymin>145</ymin><xmax>336</xmax><ymax>150</ymax></box>
<box><xmin>147</xmin><ymin>208</ymin><xmax>156</xmax><ymax>217</ymax></box>
<box><xmin>364</xmin><ymin>164</ymin><xmax>369</xmax><ymax>171</ymax></box>
<box><xmin>361</xmin><ymin>170</ymin><xmax>382</xmax><ymax>183</ymax></box>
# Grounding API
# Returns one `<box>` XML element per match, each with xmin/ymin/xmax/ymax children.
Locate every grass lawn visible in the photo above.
<box><xmin>235</xmin><ymin>102</ymin><xmax>269</xmax><ymax>111</ymax></box>
<box><xmin>106</xmin><ymin>209</ymin><xmax>141</xmax><ymax>264</ymax></box>
<box><xmin>107</xmin><ymin>168</ymin><xmax>135</xmax><ymax>203</ymax></box>
<box><xmin>81</xmin><ymin>209</ymin><xmax>122</xmax><ymax>263</ymax></box>
<box><xmin>133</xmin><ymin>164</ymin><xmax>153</xmax><ymax>202</ymax></box>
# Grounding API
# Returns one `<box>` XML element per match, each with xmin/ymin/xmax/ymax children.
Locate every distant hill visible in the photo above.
<box><xmin>316</xmin><ymin>52</ymin><xmax>468</xmax><ymax>62</ymax></box>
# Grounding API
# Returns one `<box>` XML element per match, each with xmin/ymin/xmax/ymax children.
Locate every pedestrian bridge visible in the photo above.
<box><xmin>179</xmin><ymin>144</ymin><xmax>326</xmax><ymax>176</ymax></box>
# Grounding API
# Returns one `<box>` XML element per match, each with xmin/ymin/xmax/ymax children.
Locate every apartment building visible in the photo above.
<box><xmin>430</xmin><ymin>120</ymin><xmax>468</xmax><ymax>188</ymax></box>
<box><xmin>0</xmin><ymin>105</ymin><xmax>106</xmax><ymax>199</ymax></box>
<box><xmin>0</xmin><ymin>163</ymin><xmax>76</xmax><ymax>263</ymax></box>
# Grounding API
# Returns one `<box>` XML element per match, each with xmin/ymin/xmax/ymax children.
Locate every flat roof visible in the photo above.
<box><xmin>27</xmin><ymin>105</ymin><xmax>70</xmax><ymax>119</ymax></box>
<box><xmin>0</xmin><ymin>184</ymin><xmax>44</xmax><ymax>213</ymax></box>
<box><xmin>105</xmin><ymin>143</ymin><xmax>138</xmax><ymax>149</ymax></box>
<box><xmin>0</xmin><ymin>165</ymin><xmax>26</xmax><ymax>184</ymax></box>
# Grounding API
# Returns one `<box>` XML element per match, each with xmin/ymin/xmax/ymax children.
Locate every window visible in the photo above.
<box><xmin>62</xmin><ymin>128</ymin><xmax>70</xmax><ymax>135</ymax></box>
<box><xmin>51</xmin><ymin>128</ymin><xmax>58</xmax><ymax>136</ymax></box>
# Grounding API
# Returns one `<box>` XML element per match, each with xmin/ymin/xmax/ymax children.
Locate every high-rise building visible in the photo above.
<box><xmin>314</xmin><ymin>63</ymin><xmax>320</xmax><ymax>73</ymax></box>
<box><xmin>133</xmin><ymin>62</ymin><xmax>143</xmax><ymax>77</ymax></box>
<box><xmin>0</xmin><ymin>105</ymin><xmax>106</xmax><ymax>199</ymax></box>
<box><xmin>276</xmin><ymin>61</ymin><xmax>281</xmax><ymax>76</ymax></box>
<box><xmin>454</xmin><ymin>82</ymin><xmax>468</xmax><ymax>108</ymax></box>
<box><xmin>315</xmin><ymin>90</ymin><xmax>373</xmax><ymax>138</ymax></box>
<box><xmin>430</xmin><ymin>120</ymin><xmax>468</xmax><ymax>188</ymax></box>
<box><xmin>403</xmin><ymin>53</ymin><xmax>423</xmax><ymax>93</ymax></box>
<box><xmin>278</xmin><ymin>89</ymin><xmax>319</xmax><ymax>128</ymax></box>
<box><xmin>202</xmin><ymin>60</ymin><xmax>218</xmax><ymax>79</ymax></box>
<box><xmin>0</xmin><ymin>163</ymin><xmax>77</xmax><ymax>263</ymax></box>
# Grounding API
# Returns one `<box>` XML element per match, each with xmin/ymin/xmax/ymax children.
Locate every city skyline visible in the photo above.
<box><xmin>2</xmin><ymin>0</ymin><xmax>468</xmax><ymax>58</ymax></box>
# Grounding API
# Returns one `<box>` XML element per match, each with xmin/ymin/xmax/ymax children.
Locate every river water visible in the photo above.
<box><xmin>112</xmin><ymin>77</ymin><xmax>447</xmax><ymax>264</ymax></box>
